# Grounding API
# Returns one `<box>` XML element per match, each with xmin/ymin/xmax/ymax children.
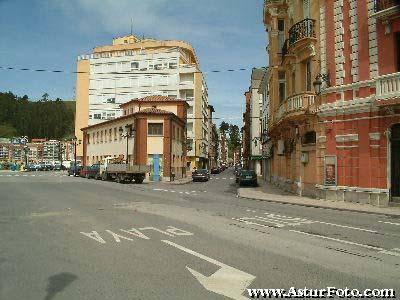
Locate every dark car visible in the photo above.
<box><xmin>53</xmin><ymin>164</ymin><xmax>62</xmax><ymax>171</ymax></box>
<box><xmin>238</xmin><ymin>170</ymin><xmax>257</xmax><ymax>186</ymax></box>
<box><xmin>26</xmin><ymin>164</ymin><xmax>36</xmax><ymax>171</ymax></box>
<box><xmin>210</xmin><ymin>167</ymin><xmax>220</xmax><ymax>174</ymax></box>
<box><xmin>88</xmin><ymin>164</ymin><xmax>100</xmax><ymax>179</ymax></box>
<box><xmin>68</xmin><ymin>164</ymin><xmax>82</xmax><ymax>176</ymax></box>
<box><xmin>192</xmin><ymin>169</ymin><xmax>210</xmax><ymax>182</ymax></box>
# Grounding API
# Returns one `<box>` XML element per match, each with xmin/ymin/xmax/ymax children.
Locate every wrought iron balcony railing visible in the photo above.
<box><xmin>375</xmin><ymin>0</ymin><xmax>399</xmax><ymax>12</ymax></box>
<box><xmin>288</xmin><ymin>18</ymin><xmax>316</xmax><ymax>46</ymax></box>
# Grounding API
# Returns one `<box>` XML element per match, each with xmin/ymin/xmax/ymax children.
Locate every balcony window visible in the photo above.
<box><xmin>278</xmin><ymin>71</ymin><xmax>286</xmax><ymax>103</ymax></box>
<box><xmin>93</xmin><ymin>114</ymin><xmax>101</xmax><ymax>120</ymax></box>
<box><xmin>306</xmin><ymin>60</ymin><xmax>312</xmax><ymax>92</ymax></box>
<box><xmin>148</xmin><ymin>123</ymin><xmax>163</xmax><ymax>136</ymax></box>
<box><xmin>397</xmin><ymin>32</ymin><xmax>400</xmax><ymax>71</ymax></box>
<box><xmin>278</xmin><ymin>19</ymin><xmax>285</xmax><ymax>52</ymax></box>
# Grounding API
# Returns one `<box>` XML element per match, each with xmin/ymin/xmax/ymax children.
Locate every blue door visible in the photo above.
<box><xmin>153</xmin><ymin>154</ymin><xmax>160</xmax><ymax>182</ymax></box>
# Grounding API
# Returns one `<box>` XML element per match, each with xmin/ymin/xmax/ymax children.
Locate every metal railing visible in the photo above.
<box><xmin>374</xmin><ymin>0</ymin><xmax>399</xmax><ymax>12</ymax></box>
<box><xmin>288</xmin><ymin>18</ymin><xmax>316</xmax><ymax>45</ymax></box>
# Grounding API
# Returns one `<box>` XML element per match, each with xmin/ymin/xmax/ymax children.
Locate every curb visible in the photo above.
<box><xmin>237</xmin><ymin>192</ymin><xmax>400</xmax><ymax>218</ymax></box>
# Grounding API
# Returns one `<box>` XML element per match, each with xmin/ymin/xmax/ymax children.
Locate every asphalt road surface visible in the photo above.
<box><xmin>1</xmin><ymin>169</ymin><xmax>399</xmax><ymax>299</ymax></box>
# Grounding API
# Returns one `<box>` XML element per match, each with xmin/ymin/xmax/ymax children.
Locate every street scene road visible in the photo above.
<box><xmin>1</xmin><ymin>168</ymin><xmax>399</xmax><ymax>299</ymax></box>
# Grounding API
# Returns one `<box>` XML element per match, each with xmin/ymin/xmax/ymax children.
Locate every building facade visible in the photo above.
<box><xmin>242</xmin><ymin>91</ymin><xmax>252</xmax><ymax>168</ymax></box>
<box><xmin>264</xmin><ymin>0</ymin><xmax>400</xmax><ymax>206</ymax></box>
<box><xmin>248</xmin><ymin>68</ymin><xmax>265</xmax><ymax>176</ymax></box>
<box><xmin>315</xmin><ymin>0</ymin><xmax>400</xmax><ymax>205</ymax></box>
<box><xmin>75</xmin><ymin>35</ymin><xmax>210</xmax><ymax>171</ymax></box>
<box><xmin>81</xmin><ymin>95</ymin><xmax>187</xmax><ymax>181</ymax></box>
<box><xmin>264</xmin><ymin>0</ymin><xmax>321</xmax><ymax>197</ymax></box>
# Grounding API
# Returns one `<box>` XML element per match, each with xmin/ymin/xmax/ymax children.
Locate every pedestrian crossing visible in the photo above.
<box><xmin>152</xmin><ymin>188</ymin><xmax>209</xmax><ymax>196</ymax></box>
<box><xmin>233</xmin><ymin>210</ymin><xmax>315</xmax><ymax>228</ymax></box>
<box><xmin>210</xmin><ymin>177</ymin><xmax>234</xmax><ymax>180</ymax></box>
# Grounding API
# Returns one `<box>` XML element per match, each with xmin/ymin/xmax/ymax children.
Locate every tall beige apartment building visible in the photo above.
<box><xmin>75</xmin><ymin>34</ymin><xmax>210</xmax><ymax>171</ymax></box>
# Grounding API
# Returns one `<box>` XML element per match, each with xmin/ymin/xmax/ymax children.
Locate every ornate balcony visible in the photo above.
<box><xmin>276</xmin><ymin>92</ymin><xmax>316</xmax><ymax>123</ymax></box>
<box><xmin>375</xmin><ymin>72</ymin><xmax>400</xmax><ymax>103</ymax></box>
<box><xmin>288</xmin><ymin>18</ymin><xmax>316</xmax><ymax>46</ymax></box>
<box><xmin>372</xmin><ymin>0</ymin><xmax>400</xmax><ymax>19</ymax></box>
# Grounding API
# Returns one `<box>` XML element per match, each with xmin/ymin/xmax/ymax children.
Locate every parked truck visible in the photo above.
<box><xmin>99</xmin><ymin>156</ymin><xmax>150</xmax><ymax>184</ymax></box>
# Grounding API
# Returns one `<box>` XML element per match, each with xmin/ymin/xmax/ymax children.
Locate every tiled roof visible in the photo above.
<box><xmin>120</xmin><ymin>95</ymin><xmax>185</xmax><ymax>107</ymax></box>
<box><xmin>133</xmin><ymin>107</ymin><xmax>174</xmax><ymax>115</ymax></box>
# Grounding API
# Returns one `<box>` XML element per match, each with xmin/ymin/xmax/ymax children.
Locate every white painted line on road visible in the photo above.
<box><xmin>232</xmin><ymin>217</ymin><xmax>276</xmax><ymax>228</ymax></box>
<box><xmin>185</xmin><ymin>192</ymin><xmax>190</xmax><ymax>195</ymax></box>
<box><xmin>378</xmin><ymin>220</ymin><xmax>400</xmax><ymax>226</ymax></box>
<box><xmin>153</xmin><ymin>188</ymin><xmax>164</xmax><ymax>191</ymax></box>
<box><xmin>222</xmin><ymin>177</ymin><xmax>227</xmax><ymax>180</ymax></box>
<box><xmin>14</xmin><ymin>174</ymin><xmax>19</xmax><ymax>177</ymax></box>
<box><xmin>6</xmin><ymin>175</ymin><xmax>11</xmax><ymax>177</ymax></box>
<box><xmin>230</xmin><ymin>177</ymin><xmax>234</xmax><ymax>180</ymax></box>
<box><xmin>314</xmin><ymin>220</ymin><xmax>378</xmax><ymax>233</ymax></box>
<box><xmin>289</xmin><ymin>229</ymin><xmax>385</xmax><ymax>252</ymax></box>
<box><xmin>170</xmin><ymin>190</ymin><xmax>176</xmax><ymax>193</ymax></box>
<box><xmin>378</xmin><ymin>248</ymin><xmax>400</xmax><ymax>257</ymax></box>
<box><xmin>162</xmin><ymin>240</ymin><xmax>256</xmax><ymax>300</ymax></box>
<box><xmin>179</xmin><ymin>191</ymin><xmax>183</xmax><ymax>194</ymax></box>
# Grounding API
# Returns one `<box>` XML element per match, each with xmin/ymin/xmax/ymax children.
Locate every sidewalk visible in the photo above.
<box><xmin>238</xmin><ymin>179</ymin><xmax>400</xmax><ymax>217</ymax></box>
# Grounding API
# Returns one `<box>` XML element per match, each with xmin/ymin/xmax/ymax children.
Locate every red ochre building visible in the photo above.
<box><xmin>264</xmin><ymin>0</ymin><xmax>400</xmax><ymax>206</ymax></box>
<box><xmin>81</xmin><ymin>96</ymin><xmax>188</xmax><ymax>181</ymax></box>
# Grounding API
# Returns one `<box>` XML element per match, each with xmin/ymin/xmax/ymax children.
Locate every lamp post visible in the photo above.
<box><xmin>313</xmin><ymin>73</ymin><xmax>331</xmax><ymax>95</ymax></box>
<box><xmin>73</xmin><ymin>137</ymin><xmax>82</xmax><ymax>176</ymax></box>
<box><xmin>120</xmin><ymin>124</ymin><xmax>135</xmax><ymax>165</ymax></box>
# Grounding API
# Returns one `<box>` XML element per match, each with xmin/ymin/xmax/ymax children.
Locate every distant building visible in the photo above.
<box><xmin>81</xmin><ymin>95</ymin><xmax>187</xmax><ymax>181</ymax></box>
<box><xmin>75</xmin><ymin>34</ymin><xmax>210</xmax><ymax>172</ymax></box>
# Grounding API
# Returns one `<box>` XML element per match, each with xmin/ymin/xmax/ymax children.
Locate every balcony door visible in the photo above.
<box><xmin>396</xmin><ymin>32</ymin><xmax>400</xmax><ymax>72</ymax></box>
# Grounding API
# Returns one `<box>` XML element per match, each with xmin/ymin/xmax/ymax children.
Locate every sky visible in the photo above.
<box><xmin>0</xmin><ymin>0</ymin><xmax>268</xmax><ymax>126</ymax></box>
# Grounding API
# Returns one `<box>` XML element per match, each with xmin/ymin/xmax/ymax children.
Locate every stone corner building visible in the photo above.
<box><xmin>263</xmin><ymin>0</ymin><xmax>400</xmax><ymax>206</ymax></box>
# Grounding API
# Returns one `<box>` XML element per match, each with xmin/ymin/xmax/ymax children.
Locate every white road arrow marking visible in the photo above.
<box><xmin>162</xmin><ymin>240</ymin><xmax>255</xmax><ymax>300</ymax></box>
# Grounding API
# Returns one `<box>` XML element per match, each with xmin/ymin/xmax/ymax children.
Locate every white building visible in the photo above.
<box><xmin>249</xmin><ymin>68</ymin><xmax>264</xmax><ymax>176</ymax></box>
<box><xmin>75</xmin><ymin>35</ymin><xmax>209</xmax><ymax>170</ymax></box>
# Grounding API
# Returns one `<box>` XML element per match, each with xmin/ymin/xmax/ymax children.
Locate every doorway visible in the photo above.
<box><xmin>391</xmin><ymin>124</ymin><xmax>400</xmax><ymax>201</ymax></box>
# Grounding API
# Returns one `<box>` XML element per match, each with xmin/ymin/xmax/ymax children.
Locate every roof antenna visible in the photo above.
<box><xmin>130</xmin><ymin>17</ymin><xmax>133</xmax><ymax>36</ymax></box>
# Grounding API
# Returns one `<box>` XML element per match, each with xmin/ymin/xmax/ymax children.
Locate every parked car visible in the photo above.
<box><xmin>210</xmin><ymin>167</ymin><xmax>221</xmax><ymax>174</ymax></box>
<box><xmin>68</xmin><ymin>164</ymin><xmax>82</xmax><ymax>176</ymax></box>
<box><xmin>88</xmin><ymin>164</ymin><xmax>100</xmax><ymax>179</ymax></box>
<box><xmin>25</xmin><ymin>164</ymin><xmax>37</xmax><ymax>171</ymax></box>
<box><xmin>192</xmin><ymin>169</ymin><xmax>210</xmax><ymax>182</ymax></box>
<box><xmin>238</xmin><ymin>170</ymin><xmax>257</xmax><ymax>186</ymax></box>
<box><xmin>53</xmin><ymin>164</ymin><xmax>62</xmax><ymax>171</ymax></box>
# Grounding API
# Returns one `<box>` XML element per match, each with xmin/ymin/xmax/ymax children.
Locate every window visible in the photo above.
<box><xmin>94</xmin><ymin>114</ymin><xmax>101</xmax><ymax>119</ymax></box>
<box><xmin>303</xmin><ymin>131</ymin><xmax>316</xmax><ymax>144</ymax></box>
<box><xmin>106</xmin><ymin>98</ymin><xmax>115</xmax><ymax>104</ymax></box>
<box><xmin>278</xmin><ymin>19</ymin><xmax>285</xmax><ymax>52</ymax></box>
<box><xmin>169</xmin><ymin>62</ymin><xmax>178</xmax><ymax>69</ymax></box>
<box><xmin>114</xmin><ymin>128</ymin><xmax>117</xmax><ymax>141</ymax></box>
<box><xmin>131</xmin><ymin>61</ymin><xmax>139</xmax><ymax>70</ymax></box>
<box><xmin>278</xmin><ymin>71</ymin><xmax>286</xmax><ymax>103</ymax></box>
<box><xmin>87</xmin><ymin>133</ymin><xmax>90</xmax><ymax>144</ymax></box>
<box><xmin>148</xmin><ymin>123</ymin><xmax>163</xmax><ymax>136</ymax></box>
<box><xmin>306</xmin><ymin>60</ymin><xmax>312</xmax><ymax>91</ymax></box>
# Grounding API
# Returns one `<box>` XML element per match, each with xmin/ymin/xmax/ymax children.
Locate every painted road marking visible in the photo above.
<box><xmin>379</xmin><ymin>248</ymin><xmax>400</xmax><ymax>257</ymax></box>
<box><xmin>81</xmin><ymin>226</ymin><xmax>194</xmax><ymax>244</ymax></box>
<box><xmin>162</xmin><ymin>240</ymin><xmax>255</xmax><ymax>300</ymax></box>
<box><xmin>289</xmin><ymin>229</ymin><xmax>385</xmax><ymax>251</ymax></box>
<box><xmin>313</xmin><ymin>220</ymin><xmax>378</xmax><ymax>233</ymax></box>
<box><xmin>378</xmin><ymin>221</ymin><xmax>400</xmax><ymax>226</ymax></box>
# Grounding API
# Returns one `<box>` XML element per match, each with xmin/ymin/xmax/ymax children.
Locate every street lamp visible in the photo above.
<box><xmin>313</xmin><ymin>73</ymin><xmax>331</xmax><ymax>95</ymax></box>
<box><xmin>72</xmin><ymin>137</ymin><xmax>82</xmax><ymax>176</ymax></box>
<box><xmin>120</xmin><ymin>124</ymin><xmax>135</xmax><ymax>165</ymax></box>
